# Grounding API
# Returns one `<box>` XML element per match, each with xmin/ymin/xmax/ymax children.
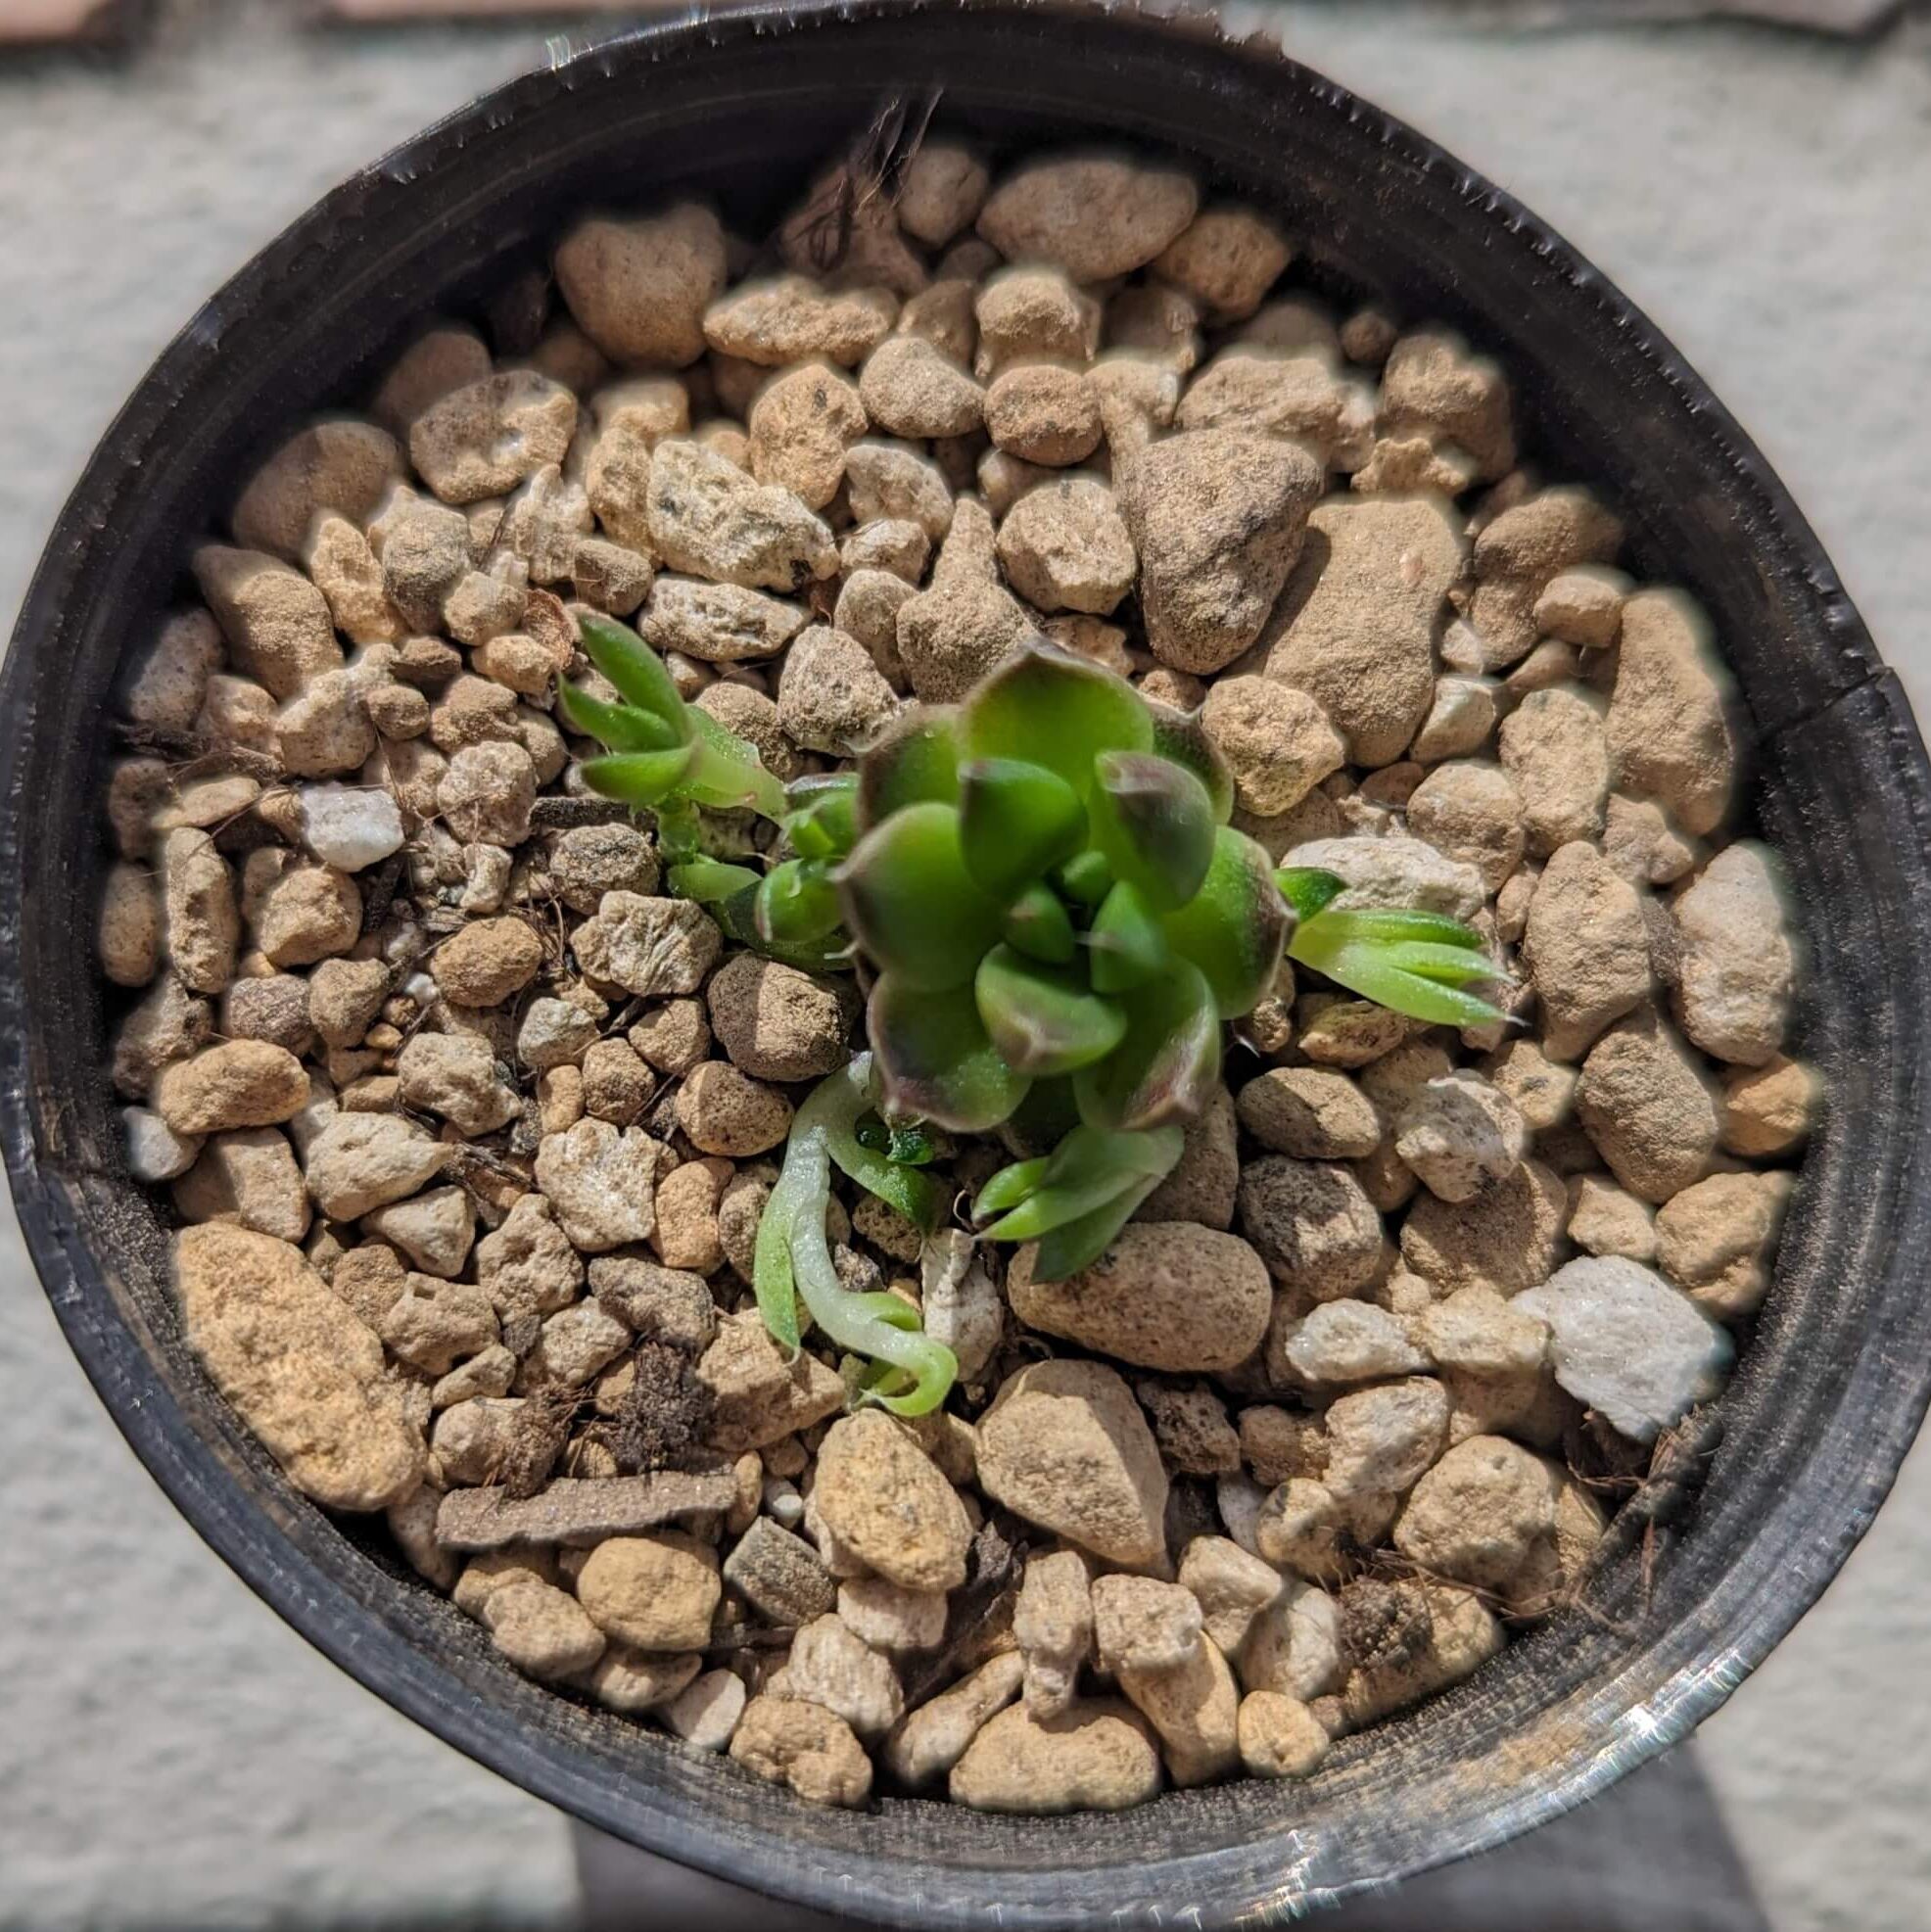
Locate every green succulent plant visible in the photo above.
<box><xmin>1276</xmin><ymin>867</ymin><xmax>1511</xmax><ymax>1028</ymax></box>
<box><xmin>562</xmin><ymin>621</ymin><xmax>1511</xmax><ymax>1405</ymax></box>
<box><xmin>836</xmin><ymin>644</ymin><xmax>1510</xmax><ymax>1290</ymax></box>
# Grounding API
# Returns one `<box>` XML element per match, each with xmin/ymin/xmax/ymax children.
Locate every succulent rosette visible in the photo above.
<box><xmin>564</xmin><ymin>624</ymin><xmax>1509</xmax><ymax>1397</ymax></box>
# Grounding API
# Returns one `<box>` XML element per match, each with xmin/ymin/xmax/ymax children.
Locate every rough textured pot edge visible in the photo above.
<box><xmin>3</xmin><ymin>3</ymin><xmax>1928</xmax><ymax>1925</ymax></box>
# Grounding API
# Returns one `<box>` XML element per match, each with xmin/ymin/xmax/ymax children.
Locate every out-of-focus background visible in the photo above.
<box><xmin>3</xmin><ymin>3</ymin><xmax>1929</xmax><ymax>1928</ymax></box>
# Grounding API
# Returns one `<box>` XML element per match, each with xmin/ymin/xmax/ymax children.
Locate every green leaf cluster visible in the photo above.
<box><xmin>1277</xmin><ymin>869</ymin><xmax>1510</xmax><ymax>1028</ymax></box>
<box><xmin>559</xmin><ymin>615</ymin><xmax>858</xmax><ymax>972</ymax></box>
<box><xmin>842</xmin><ymin>646</ymin><xmax>1283</xmax><ymax>1146</ymax></box>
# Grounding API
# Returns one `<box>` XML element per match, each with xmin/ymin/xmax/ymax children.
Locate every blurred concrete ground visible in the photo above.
<box><xmin>2</xmin><ymin>4</ymin><xmax>1929</xmax><ymax>1928</ymax></box>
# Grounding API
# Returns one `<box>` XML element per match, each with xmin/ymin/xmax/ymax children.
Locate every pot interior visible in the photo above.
<box><xmin>6</xmin><ymin>6</ymin><xmax>1929</xmax><ymax>1926</ymax></box>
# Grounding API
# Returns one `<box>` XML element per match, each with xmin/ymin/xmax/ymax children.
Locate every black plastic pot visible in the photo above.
<box><xmin>5</xmin><ymin>4</ymin><xmax>1929</xmax><ymax>1925</ymax></box>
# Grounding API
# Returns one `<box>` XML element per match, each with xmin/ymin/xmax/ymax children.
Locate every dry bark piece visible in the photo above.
<box><xmin>434</xmin><ymin>1471</ymin><xmax>735</xmax><ymax>1551</ymax></box>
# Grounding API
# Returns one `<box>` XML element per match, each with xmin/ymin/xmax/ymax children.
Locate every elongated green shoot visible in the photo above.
<box><xmin>972</xmin><ymin>1122</ymin><xmax>1184</xmax><ymax>1281</ymax></box>
<box><xmin>1279</xmin><ymin>869</ymin><xmax>1513</xmax><ymax>1027</ymax></box>
<box><xmin>753</xmin><ymin>1058</ymin><xmax>957</xmax><ymax>1412</ymax></box>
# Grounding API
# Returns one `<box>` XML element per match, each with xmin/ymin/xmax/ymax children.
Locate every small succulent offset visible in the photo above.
<box><xmin>558</xmin><ymin>615</ymin><xmax>859</xmax><ymax>972</ymax></box>
<box><xmin>754</xmin><ymin>1055</ymin><xmax>956</xmax><ymax>1416</ymax></box>
<box><xmin>562</xmin><ymin>622</ymin><xmax>1509</xmax><ymax>1404</ymax></box>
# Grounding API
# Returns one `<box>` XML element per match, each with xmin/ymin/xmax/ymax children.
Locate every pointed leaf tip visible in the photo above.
<box><xmin>1090</xmin><ymin>750</ymin><xmax>1216</xmax><ymax>912</ymax></box>
<box><xmin>958</xmin><ymin>757</ymin><xmax>1088</xmax><ymax>901</ymax></box>
<box><xmin>578</xmin><ymin>613</ymin><xmax>687</xmax><ymax>726</ymax></box>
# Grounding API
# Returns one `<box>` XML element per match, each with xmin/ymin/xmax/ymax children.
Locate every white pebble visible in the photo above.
<box><xmin>763</xmin><ymin>1477</ymin><xmax>805</xmax><ymax>1527</ymax></box>
<box><xmin>1516</xmin><ymin>1256</ymin><xmax>1732</xmax><ymax>1443</ymax></box>
<box><xmin>298</xmin><ymin>782</ymin><xmax>405</xmax><ymax>872</ymax></box>
<box><xmin>123</xmin><ymin>1105</ymin><xmax>204</xmax><ymax>1182</ymax></box>
<box><xmin>661</xmin><ymin>1668</ymin><xmax>746</xmax><ymax>1753</ymax></box>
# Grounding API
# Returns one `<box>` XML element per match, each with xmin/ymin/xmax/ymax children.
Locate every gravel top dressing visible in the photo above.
<box><xmin>95</xmin><ymin>121</ymin><xmax>1813</xmax><ymax>1817</ymax></box>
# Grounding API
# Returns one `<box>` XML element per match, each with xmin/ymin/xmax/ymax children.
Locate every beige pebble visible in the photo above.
<box><xmin>193</xmin><ymin>544</ymin><xmax>344</xmax><ymax>700</ymax></box>
<box><xmin>976</xmin><ymin>1359</ymin><xmax>1168</xmax><ymax>1568</ymax></box>
<box><xmin>1719</xmin><ymin>1055</ymin><xmax>1817</xmax><ymax>1158</ymax></box>
<box><xmin>994</xmin><ymin>475</ymin><xmax>1135</xmax><ymax>616</ymax></box>
<box><xmin>984</xmin><ymin>362</ymin><xmax>1101</xmax><ymax>467</ymax></box>
<box><xmin>1237</xmin><ymin>1691</ymin><xmax>1330</xmax><ymax>1777</ymax></box>
<box><xmin>703</xmin><ymin>274</ymin><xmax>897</xmax><ymax>368</ymax></box>
<box><xmin>174</xmin><ymin>1224</ymin><xmax>422</xmax><ymax>1511</ymax></box>
<box><xmin>1153</xmin><ymin>205</ymin><xmax>1292</xmax><ymax>319</ymax></box>
<box><xmin>1257</xmin><ymin>495</ymin><xmax>1464</xmax><ymax>768</ymax></box>
<box><xmin>748</xmin><ymin>360</ymin><xmax>870</xmax><ymax>508</ymax></box>
<box><xmin>949</xmin><ymin>1698</ymin><xmax>1161</xmax><ymax>1814</ymax></box>
<box><xmin>577</xmin><ymin>1531</ymin><xmax>720</xmax><ymax>1652</ymax></box>
<box><xmin>730</xmin><ymin>1694</ymin><xmax>872</xmax><ymax>1807</ymax></box>
<box><xmin>1574</xmin><ymin>1008</ymin><xmax>1719</xmax><ymax>1205</ymax></box>
<box><xmin>1121</xmin><ymin>430</ymin><xmax>1321</xmax><ymax>675</ymax></box>
<box><xmin>976</xmin><ymin>150</ymin><xmax>1199</xmax><ymax>282</ymax></box>
<box><xmin>554</xmin><ymin>205</ymin><xmax>726</xmax><ymax>368</ymax></box>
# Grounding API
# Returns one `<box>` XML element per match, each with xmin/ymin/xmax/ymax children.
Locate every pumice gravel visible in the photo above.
<box><xmin>100</xmin><ymin>125</ymin><xmax>1812</xmax><ymax>1814</ymax></box>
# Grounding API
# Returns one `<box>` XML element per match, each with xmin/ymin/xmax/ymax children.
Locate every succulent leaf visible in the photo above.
<box><xmin>869</xmin><ymin>975</ymin><xmax>1032</xmax><ymax>1131</ymax></box>
<box><xmin>1147</xmin><ymin>702</ymin><xmax>1236</xmax><ymax>825</ymax></box>
<box><xmin>971</xmin><ymin>1156</ymin><xmax>1051</xmax><ymax>1220</ymax></box>
<box><xmin>1375</xmin><ymin>939</ymin><xmax>1509</xmax><ymax>985</ymax></box>
<box><xmin>579</xmin><ymin>613</ymin><xmax>688</xmax><ymax>725</ymax></box>
<box><xmin>838</xmin><ymin>801</ymin><xmax>1006</xmax><ymax>991</ymax></box>
<box><xmin>977</xmin><ymin>1122</ymin><xmax>1181</xmax><ymax>1240</ymax></box>
<box><xmin>958</xmin><ymin>758</ymin><xmax>1089</xmax><ymax>901</ymax></box>
<box><xmin>1311</xmin><ymin>905</ymin><xmax>1486</xmax><ymax>949</ymax></box>
<box><xmin>857</xmin><ymin>706</ymin><xmax>964</xmax><ymax>828</ymax></box>
<box><xmin>578</xmin><ymin>747</ymin><xmax>699</xmax><ymax>807</ymax></box>
<box><xmin>682</xmin><ymin>709</ymin><xmax>787</xmax><ymax>816</ymax></box>
<box><xmin>853</xmin><ymin>1110</ymin><xmax>940</xmax><ymax>1169</ymax></box>
<box><xmin>1027</xmin><ymin>1173</ymin><xmax>1173</xmax><ymax>1281</ymax></box>
<box><xmin>1053</xmin><ymin>848</ymin><xmax>1114</xmax><ymax>910</ymax></box>
<box><xmin>756</xmin><ymin>859</ymin><xmax>844</xmax><ymax>946</ymax></box>
<box><xmin>1000</xmin><ymin>881</ymin><xmax>1080</xmax><ymax>966</ymax></box>
<box><xmin>781</xmin><ymin>1121</ymin><xmax>958</xmax><ymax>1415</ymax></box>
<box><xmin>786</xmin><ymin>775</ymin><xmax>861</xmax><ymax>862</ymax></box>
<box><xmin>1089</xmin><ymin>751</ymin><xmax>1216</xmax><ymax>912</ymax></box>
<box><xmin>976</xmin><ymin>1124</ymin><xmax>1185</xmax><ymax>1282</ymax></box>
<box><xmin>1163</xmin><ymin>825</ymin><xmax>1290</xmax><ymax>1018</ymax></box>
<box><xmin>556</xmin><ymin>681</ymin><xmax>685</xmax><ymax>753</ymax></box>
<box><xmin>805</xmin><ymin>1057</ymin><xmax>948</xmax><ymax>1230</ymax></box>
<box><xmin>669</xmin><ymin>858</ymin><xmax>762</xmax><ymax>902</ymax></box>
<box><xmin>1073</xmin><ymin>958</ymin><xmax>1220</xmax><ymax>1133</ymax></box>
<box><xmin>712</xmin><ymin>883</ymin><xmax>852</xmax><ymax>973</ymax></box>
<box><xmin>1086</xmin><ymin>879</ymin><xmax>1170</xmax><ymax>993</ymax></box>
<box><xmin>1289</xmin><ymin>909</ymin><xmax>1509</xmax><ymax>1027</ymax></box>
<box><xmin>974</xmin><ymin>945</ymin><xmax>1127</xmax><ymax>1077</ymax></box>
<box><xmin>962</xmin><ymin>644</ymin><xmax>1153</xmax><ymax>802</ymax></box>
<box><xmin>1276</xmin><ymin>867</ymin><xmax>1347</xmax><ymax>922</ymax></box>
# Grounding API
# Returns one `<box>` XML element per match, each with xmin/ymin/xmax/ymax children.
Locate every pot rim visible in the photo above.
<box><xmin>5</xmin><ymin>3</ymin><xmax>1928</xmax><ymax>1925</ymax></box>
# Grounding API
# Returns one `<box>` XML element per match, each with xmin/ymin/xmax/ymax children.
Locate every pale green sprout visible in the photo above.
<box><xmin>753</xmin><ymin>1056</ymin><xmax>956</xmax><ymax>1417</ymax></box>
<box><xmin>1276</xmin><ymin>868</ymin><xmax>1511</xmax><ymax>1029</ymax></box>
